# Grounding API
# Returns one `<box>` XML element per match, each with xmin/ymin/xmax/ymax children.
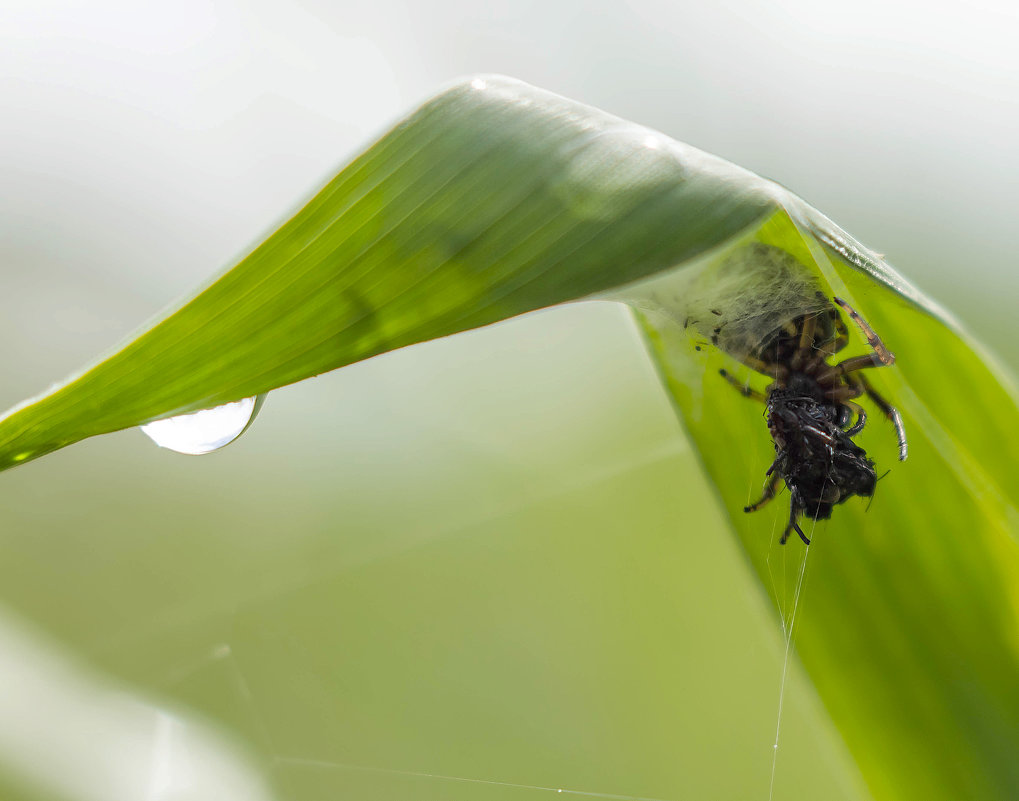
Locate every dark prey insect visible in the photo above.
<box><xmin>719</xmin><ymin>295</ymin><xmax>907</xmax><ymax>545</ymax></box>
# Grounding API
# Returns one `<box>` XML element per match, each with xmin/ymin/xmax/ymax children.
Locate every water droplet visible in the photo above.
<box><xmin>140</xmin><ymin>395</ymin><xmax>265</xmax><ymax>455</ymax></box>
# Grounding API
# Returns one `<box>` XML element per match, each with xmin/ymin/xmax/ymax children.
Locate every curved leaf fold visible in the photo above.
<box><xmin>4</xmin><ymin>75</ymin><xmax>1019</xmax><ymax>801</ymax></box>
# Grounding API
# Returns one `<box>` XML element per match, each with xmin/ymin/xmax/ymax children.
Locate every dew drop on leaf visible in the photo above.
<box><xmin>139</xmin><ymin>395</ymin><xmax>265</xmax><ymax>455</ymax></box>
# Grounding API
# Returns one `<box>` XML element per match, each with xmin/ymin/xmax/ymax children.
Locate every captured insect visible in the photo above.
<box><xmin>719</xmin><ymin>294</ymin><xmax>907</xmax><ymax>545</ymax></box>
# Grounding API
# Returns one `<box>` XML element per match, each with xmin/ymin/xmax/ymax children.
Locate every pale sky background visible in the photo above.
<box><xmin>2</xmin><ymin>0</ymin><xmax>1017</xmax><ymax>367</ymax></box>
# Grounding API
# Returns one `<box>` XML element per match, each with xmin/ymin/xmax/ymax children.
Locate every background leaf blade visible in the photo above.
<box><xmin>631</xmin><ymin>208</ymin><xmax>1019</xmax><ymax>800</ymax></box>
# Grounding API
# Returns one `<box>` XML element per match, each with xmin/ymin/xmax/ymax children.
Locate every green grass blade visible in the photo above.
<box><xmin>0</xmin><ymin>76</ymin><xmax>776</xmax><ymax>470</ymax></box>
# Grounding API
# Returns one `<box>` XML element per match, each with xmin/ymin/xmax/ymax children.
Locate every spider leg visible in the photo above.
<box><xmin>841</xmin><ymin>400</ymin><xmax>867</xmax><ymax>436</ymax></box>
<box><xmin>832</xmin><ymin>297</ymin><xmax>896</xmax><ymax>365</ymax></box>
<box><xmin>745</xmin><ymin>470</ymin><xmax>782</xmax><ymax>513</ymax></box>
<box><xmin>858</xmin><ymin>373</ymin><xmax>908</xmax><ymax>461</ymax></box>
<box><xmin>719</xmin><ymin>369</ymin><xmax>767</xmax><ymax>403</ymax></box>
<box><xmin>733</xmin><ymin>353</ymin><xmax>789</xmax><ymax>380</ymax></box>
<box><xmin>815</xmin><ymin>299</ymin><xmax>896</xmax><ymax>383</ymax></box>
<box><xmin>830</xmin><ymin>305</ymin><xmax>849</xmax><ymax>347</ymax></box>
<box><xmin>804</xmin><ymin>310</ymin><xmax>849</xmax><ymax>372</ymax></box>
<box><xmin>816</xmin><ymin>353</ymin><xmax>890</xmax><ymax>383</ymax></box>
<box><xmin>824</xmin><ymin>382</ymin><xmax>864</xmax><ymax>402</ymax></box>
<box><xmin>798</xmin><ymin>312</ymin><xmax>818</xmax><ymax>351</ymax></box>
<box><xmin>790</xmin><ymin>312</ymin><xmax>818</xmax><ymax>371</ymax></box>
<box><xmin>780</xmin><ymin>502</ymin><xmax>810</xmax><ymax>545</ymax></box>
<box><xmin>819</xmin><ymin>376</ymin><xmax>866</xmax><ymax>432</ymax></box>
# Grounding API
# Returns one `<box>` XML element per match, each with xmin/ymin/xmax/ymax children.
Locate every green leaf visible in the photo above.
<box><xmin>0</xmin><ymin>75</ymin><xmax>776</xmax><ymax>470</ymax></box>
<box><xmin>4</xmin><ymin>75</ymin><xmax>1019</xmax><ymax>800</ymax></box>
<box><xmin>625</xmin><ymin>210</ymin><xmax>1019</xmax><ymax>800</ymax></box>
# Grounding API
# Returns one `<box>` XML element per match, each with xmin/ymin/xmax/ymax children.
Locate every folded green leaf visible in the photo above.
<box><xmin>622</xmin><ymin>208</ymin><xmax>1019</xmax><ymax>800</ymax></box>
<box><xmin>4</xmin><ymin>75</ymin><xmax>1019</xmax><ymax>801</ymax></box>
<box><xmin>0</xmin><ymin>75</ymin><xmax>777</xmax><ymax>470</ymax></box>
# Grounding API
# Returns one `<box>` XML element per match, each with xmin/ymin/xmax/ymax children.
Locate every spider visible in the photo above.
<box><xmin>719</xmin><ymin>294</ymin><xmax>907</xmax><ymax>545</ymax></box>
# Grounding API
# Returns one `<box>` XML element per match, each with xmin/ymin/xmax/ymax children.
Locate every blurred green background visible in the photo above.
<box><xmin>1</xmin><ymin>2</ymin><xmax>1015</xmax><ymax>799</ymax></box>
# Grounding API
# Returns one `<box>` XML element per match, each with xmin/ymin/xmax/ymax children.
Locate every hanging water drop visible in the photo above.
<box><xmin>140</xmin><ymin>395</ymin><xmax>266</xmax><ymax>455</ymax></box>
